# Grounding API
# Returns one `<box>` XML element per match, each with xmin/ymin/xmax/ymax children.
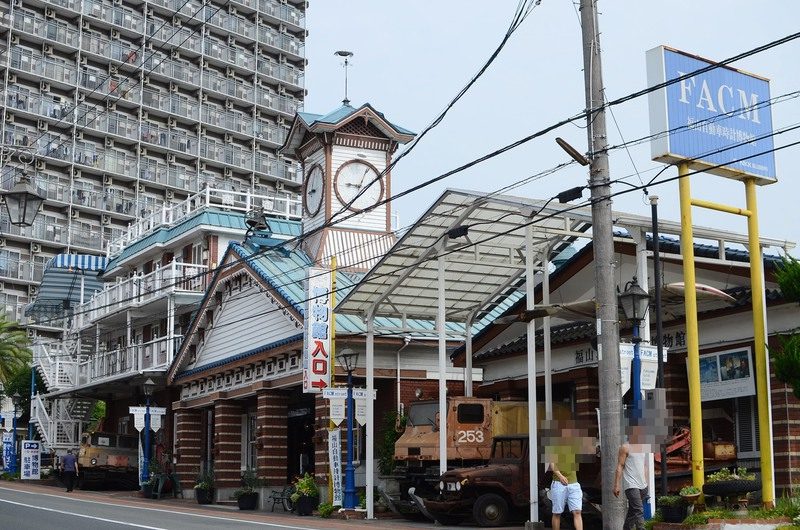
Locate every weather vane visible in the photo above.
<box><xmin>334</xmin><ymin>50</ymin><xmax>354</xmax><ymax>106</ymax></box>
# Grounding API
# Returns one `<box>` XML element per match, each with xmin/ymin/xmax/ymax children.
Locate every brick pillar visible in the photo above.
<box><xmin>214</xmin><ymin>401</ymin><xmax>242</xmax><ymax>489</ymax></box>
<box><xmin>257</xmin><ymin>389</ymin><xmax>288</xmax><ymax>486</ymax></box>
<box><xmin>575</xmin><ymin>368</ymin><xmax>599</xmax><ymax>431</ymax></box>
<box><xmin>174</xmin><ymin>409</ymin><xmax>202</xmax><ymax>492</ymax></box>
<box><xmin>313</xmin><ymin>393</ymin><xmax>329</xmax><ymax>483</ymax></box>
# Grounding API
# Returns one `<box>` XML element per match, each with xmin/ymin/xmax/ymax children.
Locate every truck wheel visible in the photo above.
<box><xmin>433</xmin><ymin>514</ymin><xmax>463</xmax><ymax>526</ymax></box>
<box><xmin>473</xmin><ymin>493</ymin><xmax>508</xmax><ymax>527</ymax></box>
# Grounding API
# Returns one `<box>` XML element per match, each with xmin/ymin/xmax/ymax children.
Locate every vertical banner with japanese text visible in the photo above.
<box><xmin>328</xmin><ymin>428</ymin><xmax>343</xmax><ymax>506</ymax></box>
<box><xmin>304</xmin><ymin>267</ymin><xmax>333</xmax><ymax>393</ymax></box>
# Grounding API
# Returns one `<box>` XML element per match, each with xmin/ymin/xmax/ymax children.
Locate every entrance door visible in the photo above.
<box><xmin>286</xmin><ymin>394</ymin><xmax>314</xmax><ymax>482</ymax></box>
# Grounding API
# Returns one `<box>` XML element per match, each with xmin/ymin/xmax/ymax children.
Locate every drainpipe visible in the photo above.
<box><xmin>396</xmin><ymin>336</ymin><xmax>411</xmax><ymax>415</ymax></box>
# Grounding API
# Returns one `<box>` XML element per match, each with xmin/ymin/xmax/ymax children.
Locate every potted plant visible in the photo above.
<box><xmin>193</xmin><ymin>468</ymin><xmax>214</xmax><ymax>505</ymax></box>
<box><xmin>703</xmin><ymin>467</ymin><xmax>759</xmax><ymax>498</ymax></box>
<box><xmin>289</xmin><ymin>473</ymin><xmax>319</xmax><ymax>516</ymax></box>
<box><xmin>657</xmin><ymin>495</ymin><xmax>687</xmax><ymax>523</ymax></box>
<box><xmin>233</xmin><ymin>469</ymin><xmax>260</xmax><ymax>510</ymax></box>
<box><xmin>680</xmin><ymin>485</ymin><xmax>701</xmax><ymax>504</ymax></box>
<box><xmin>141</xmin><ymin>460</ymin><xmax>162</xmax><ymax>499</ymax></box>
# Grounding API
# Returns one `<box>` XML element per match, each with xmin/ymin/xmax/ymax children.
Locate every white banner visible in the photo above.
<box><xmin>693</xmin><ymin>347</ymin><xmax>756</xmax><ymax>402</ymax></box>
<box><xmin>328</xmin><ymin>429</ymin><xmax>343</xmax><ymax>506</ymax></box>
<box><xmin>304</xmin><ymin>268</ymin><xmax>333</xmax><ymax>393</ymax></box>
<box><xmin>21</xmin><ymin>441</ymin><xmax>41</xmax><ymax>480</ymax></box>
<box><xmin>620</xmin><ymin>343</ymin><xmax>666</xmax><ymax>397</ymax></box>
<box><xmin>329</xmin><ymin>399</ymin><xmax>345</xmax><ymax>426</ymax></box>
<box><xmin>129</xmin><ymin>406</ymin><xmax>167</xmax><ymax>416</ymax></box>
<box><xmin>150</xmin><ymin>414</ymin><xmax>162</xmax><ymax>432</ymax></box>
<box><xmin>355</xmin><ymin>398</ymin><xmax>366</xmax><ymax>426</ymax></box>
<box><xmin>130</xmin><ymin>407</ymin><xmax>166</xmax><ymax>432</ymax></box>
<box><xmin>133</xmin><ymin>412</ymin><xmax>145</xmax><ymax>432</ymax></box>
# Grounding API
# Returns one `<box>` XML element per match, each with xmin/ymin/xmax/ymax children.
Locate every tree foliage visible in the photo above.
<box><xmin>0</xmin><ymin>315</ymin><xmax>31</xmax><ymax>384</ymax></box>
<box><xmin>0</xmin><ymin>365</ymin><xmax>44</xmax><ymax>416</ymax></box>
<box><xmin>771</xmin><ymin>256</ymin><xmax>800</xmax><ymax>397</ymax></box>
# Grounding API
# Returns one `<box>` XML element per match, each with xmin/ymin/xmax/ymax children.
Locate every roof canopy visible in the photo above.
<box><xmin>25</xmin><ymin>254</ymin><xmax>107</xmax><ymax>320</ymax></box>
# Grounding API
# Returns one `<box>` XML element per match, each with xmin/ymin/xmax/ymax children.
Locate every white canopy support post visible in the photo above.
<box><xmin>167</xmin><ymin>295</ymin><xmax>175</xmax><ymax>363</ymax></box>
<box><xmin>366</xmin><ymin>315</ymin><xmax>375</xmax><ymax>519</ymax></box>
<box><xmin>542</xmin><ymin>249</ymin><xmax>552</xmax><ymax>421</ymax></box>
<box><xmin>526</xmin><ymin>226</ymin><xmax>539</xmax><ymax>524</ymax></box>
<box><xmin>465</xmin><ymin>312</ymin><xmax>475</xmax><ymax>397</ymax></box>
<box><xmin>437</xmin><ymin>256</ymin><xmax>448</xmax><ymax>477</ymax></box>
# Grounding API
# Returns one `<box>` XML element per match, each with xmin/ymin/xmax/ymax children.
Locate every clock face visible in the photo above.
<box><xmin>334</xmin><ymin>160</ymin><xmax>383</xmax><ymax>212</ymax></box>
<box><xmin>303</xmin><ymin>164</ymin><xmax>325</xmax><ymax>216</ymax></box>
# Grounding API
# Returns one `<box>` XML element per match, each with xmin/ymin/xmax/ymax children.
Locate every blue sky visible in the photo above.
<box><xmin>303</xmin><ymin>1</ymin><xmax>800</xmax><ymax>258</ymax></box>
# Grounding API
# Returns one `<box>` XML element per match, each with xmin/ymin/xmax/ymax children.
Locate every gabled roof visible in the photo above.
<box><xmin>280</xmin><ymin>102</ymin><xmax>415</xmax><ymax>155</ymax></box>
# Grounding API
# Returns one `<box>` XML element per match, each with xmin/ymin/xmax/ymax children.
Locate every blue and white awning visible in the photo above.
<box><xmin>47</xmin><ymin>254</ymin><xmax>108</xmax><ymax>272</ymax></box>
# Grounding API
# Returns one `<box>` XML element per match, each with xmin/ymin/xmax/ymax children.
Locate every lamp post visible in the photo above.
<box><xmin>141</xmin><ymin>378</ymin><xmax>156</xmax><ymax>485</ymax></box>
<box><xmin>338</xmin><ymin>348</ymin><xmax>359</xmax><ymax>509</ymax></box>
<box><xmin>2</xmin><ymin>172</ymin><xmax>45</xmax><ymax>227</ymax></box>
<box><xmin>618</xmin><ymin>277</ymin><xmax>651</xmax><ymax>419</ymax></box>
<box><xmin>10</xmin><ymin>392</ymin><xmax>21</xmax><ymax>474</ymax></box>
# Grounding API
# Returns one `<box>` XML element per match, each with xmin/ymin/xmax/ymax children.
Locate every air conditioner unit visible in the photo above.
<box><xmin>31</xmin><ymin>242</ymin><xmax>42</xmax><ymax>253</ymax></box>
<box><xmin>201</xmin><ymin>60</ymin><xmax>208</xmax><ymax>69</ymax></box>
<box><xmin>10</xmin><ymin>35</ymin><xmax>19</xmax><ymax>45</ymax></box>
<box><xmin>225</xmin><ymin>100</ymin><xmax>234</xmax><ymax>110</ymax></box>
<box><xmin>72</xmin><ymin>168</ymin><xmax>81</xmax><ymax>177</ymax></box>
<box><xmin>37</xmin><ymin>120</ymin><xmax>48</xmax><ymax>131</ymax></box>
<box><xmin>199</xmin><ymin>162</ymin><xmax>206</xmax><ymax>171</ymax></box>
<box><xmin>224</xmin><ymin>133</ymin><xmax>232</xmax><ymax>143</ymax></box>
<box><xmin>111</xmin><ymin>29</ymin><xmax>120</xmax><ymax>39</ymax></box>
<box><xmin>82</xmin><ymin>20</ymin><xmax>90</xmax><ymax>30</ymax></box>
<box><xmin>113</xmin><ymin>0</ymin><xmax>122</xmax><ymax>5</ymax></box>
<box><xmin>109</xmin><ymin>64</ymin><xmax>118</xmax><ymax>75</ymax></box>
<box><xmin>139</xmin><ymin>146</ymin><xmax>147</xmax><ymax>156</ymax></box>
<box><xmin>43</xmin><ymin>44</ymin><xmax>53</xmax><ymax>55</ymax></box>
<box><xmin>35</xmin><ymin>160</ymin><xmax>46</xmax><ymax>170</ymax></box>
<box><xmin>172</xmin><ymin>16</ymin><xmax>182</xmax><ymax>27</ymax></box>
<box><xmin>8</xmin><ymin>73</ymin><xmax>16</xmax><ymax>84</ymax></box>
<box><xmin>27</xmin><ymin>329</ymin><xmax>35</xmax><ymax>339</ymax></box>
<box><xmin>168</xmin><ymin>117</ymin><xmax>176</xmax><ymax>128</ymax></box>
<box><xmin>170</xmin><ymin>83</ymin><xmax>178</xmax><ymax>93</ymax></box>
<box><xmin>106</xmin><ymin>101</ymin><xmax>116</xmax><ymax>111</ymax></box>
<box><xmin>0</xmin><ymin>282</ymin><xmax>4</xmax><ymax>292</ymax></box>
<box><xmin>171</xmin><ymin>50</ymin><xmax>180</xmax><ymax>60</ymax></box>
<box><xmin>228</xmin><ymin>4</ymin><xmax>236</xmax><ymax>14</ymax></box>
<box><xmin>28</xmin><ymin>285</ymin><xmax>39</xmax><ymax>297</ymax></box>
<box><xmin>167</xmin><ymin>153</ymin><xmax>175</xmax><ymax>163</ymax></box>
<box><xmin>77</xmin><ymin>92</ymin><xmax>85</xmax><ymax>102</ymax></box>
<box><xmin>224</xmin><ymin>167</ymin><xmax>232</xmax><ymax>177</ymax></box>
<box><xmin>165</xmin><ymin>189</ymin><xmax>174</xmax><ymax>200</ymax></box>
<box><xmin>79</xmin><ymin>56</ymin><xmax>87</xmax><ymax>65</ymax></box>
<box><xmin>40</xmin><ymin>81</ymin><xmax>50</xmax><ymax>92</ymax></box>
<box><xmin>4</xmin><ymin>112</ymin><xmax>13</xmax><ymax>123</ymax></box>
<box><xmin>139</xmin><ymin>109</ymin><xmax>148</xmax><ymax>120</ymax></box>
<box><xmin>45</xmin><ymin>7</ymin><xmax>56</xmax><ymax>18</ymax></box>
<box><xmin>199</xmin><ymin>93</ymin><xmax>207</xmax><ymax>102</ymax></box>
<box><xmin>102</xmin><ymin>214</ymin><xmax>111</xmax><ymax>225</ymax></box>
<box><xmin>75</xmin><ymin>131</ymin><xmax>83</xmax><ymax>140</ymax></box>
<box><xmin>227</xmin><ymin>35</ymin><xmax>236</xmax><ymax>46</ymax></box>
<box><xmin>137</xmin><ymin>183</ymin><xmax>145</xmax><ymax>193</ymax></box>
<box><xmin>70</xmin><ymin>209</ymin><xmax>79</xmax><ymax>220</ymax></box>
<box><xmin>0</xmin><ymin>238</ymin><xmax>6</xmax><ymax>247</ymax></box>
<box><xmin>105</xmin><ymin>137</ymin><xmax>114</xmax><ymax>148</ymax></box>
<box><xmin>276</xmin><ymin>181</ymin><xmax>285</xmax><ymax>191</ymax></box>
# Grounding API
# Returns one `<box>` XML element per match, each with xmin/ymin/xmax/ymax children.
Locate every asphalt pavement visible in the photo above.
<box><xmin>0</xmin><ymin>482</ymin><xmax>520</xmax><ymax>530</ymax></box>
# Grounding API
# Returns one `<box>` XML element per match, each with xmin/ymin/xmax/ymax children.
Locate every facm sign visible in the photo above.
<box><xmin>646</xmin><ymin>46</ymin><xmax>776</xmax><ymax>183</ymax></box>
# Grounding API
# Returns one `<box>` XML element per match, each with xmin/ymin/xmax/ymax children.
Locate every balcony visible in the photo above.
<box><xmin>106</xmin><ymin>187</ymin><xmax>301</xmax><ymax>258</ymax></box>
<box><xmin>258</xmin><ymin>0</ymin><xmax>304</xmax><ymax>29</ymax></box>
<box><xmin>13</xmin><ymin>11</ymin><xmax>80</xmax><ymax>48</ymax></box>
<box><xmin>72</xmin><ymin>261</ymin><xmax>209</xmax><ymax>328</ymax></box>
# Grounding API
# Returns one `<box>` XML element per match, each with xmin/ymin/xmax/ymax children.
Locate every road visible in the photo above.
<box><xmin>0</xmin><ymin>482</ymin><xmax>515</xmax><ymax>530</ymax></box>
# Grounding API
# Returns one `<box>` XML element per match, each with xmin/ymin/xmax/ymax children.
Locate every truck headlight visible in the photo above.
<box><xmin>438</xmin><ymin>481</ymin><xmax>445</xmax><ymax>491</ymax></box>
<box><xmin>455</xmin><ymin>481</ymin><xmax>461</xmax><ymax>491</ymax></box>
<box><xmin>91</xmin><ymin>458</ymin><xmax>97</xmax><ymax>465</ymax></box>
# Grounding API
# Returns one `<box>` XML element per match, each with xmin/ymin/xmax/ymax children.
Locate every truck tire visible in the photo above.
<box><xmin>473</xmin><ymin>493</ymin><xmax>508</xmax><ymax>527</ymax></box>
<box><xmin>702</xmin><ymin>479</ymin><xmax>760</xmax><ymax>497</ymax></box>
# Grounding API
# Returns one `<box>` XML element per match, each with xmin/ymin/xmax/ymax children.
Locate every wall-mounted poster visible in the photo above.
<box><xmin>693</xmin><ymin>347</ymin><xmax>756</xmax><ymax>402</ymax></box>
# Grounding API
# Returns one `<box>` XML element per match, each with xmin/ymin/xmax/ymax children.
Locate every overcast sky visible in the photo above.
<box><xmin>304</xmin><ymin>1</ymin><xmax>800</xmax><ymax>259</ymax></box>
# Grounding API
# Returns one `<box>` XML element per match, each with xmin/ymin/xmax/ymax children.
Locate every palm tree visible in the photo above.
<box><xmin>0</xmin><ymin>314</ymin><xmax>31</xmax><ymax>384</ymax></box>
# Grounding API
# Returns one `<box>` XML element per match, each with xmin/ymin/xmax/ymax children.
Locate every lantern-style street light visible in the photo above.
<box><xmin>618</xmin><ymin>277</ymin><xmax>651</xmax><ymax>418</ymax></box>
<box><xmin>141</xmin><ymin>378</ymin><xmax>156</xmax><ymax>486</ymax></box>
<box><xmin>338</xmin><ymin>348</ymin><xmax>359</xmax><ymax>509</ymax></box>
<box><xmin>2</xmin><ymin>172</ymin><xmax>44</xmax><ymax>227</ymax></box>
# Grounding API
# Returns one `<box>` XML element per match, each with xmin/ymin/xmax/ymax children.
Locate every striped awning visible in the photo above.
<box><xmin>47</xmin><ymin>254</ymin><xmax>108</xmax><ymax>272</ymax></box>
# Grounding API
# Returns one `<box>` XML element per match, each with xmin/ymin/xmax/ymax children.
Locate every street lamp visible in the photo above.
<box><xmin>618</xmin><ymin>277</ymin><xmax>651</xmax><ymax>419</ymax></box>
<box><xmin>10</xmin><ymin>392</ymin><xmax>21</xmax><ymax>474</ymax></box>
<box><xmin>2</xmin><ymin>172</ymin><xmax>44</xmax><ymax>227</ymax></box>
<box><xmin>141</xmin><ymin>378</ymin><xmax>156</xmax><ymax>486</ymax></box>
<box><xmin>338</xmin><ymin>348</ymin><xmax>359</xmax><ymax>509</ymax></box>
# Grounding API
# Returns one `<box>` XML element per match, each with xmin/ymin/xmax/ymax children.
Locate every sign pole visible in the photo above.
<box><xmin>745</xmin><ymin>178</ymin><xmax>775</xmax><ymax>508</ymax></box>
<box><xmin>678</xmin><ymin>163</ymin><xmax>705</xmax><ymax>493</ymax></box>
<box><xmin>328</xmin><ymin>256</ymin><xmax>337</xmax><ymax>504</ymax></box>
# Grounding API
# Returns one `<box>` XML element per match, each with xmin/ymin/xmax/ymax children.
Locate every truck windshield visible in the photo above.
<box><xmin>407</xmin><ymin>402</ymin><xmax>441</xmax><ymax>427</ymax></box>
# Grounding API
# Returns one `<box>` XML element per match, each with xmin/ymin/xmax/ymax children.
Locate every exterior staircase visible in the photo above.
<box><xmin>30</xmin><ymin>394</ymin><xmax>96</xmax><ymax>454</ymax></box>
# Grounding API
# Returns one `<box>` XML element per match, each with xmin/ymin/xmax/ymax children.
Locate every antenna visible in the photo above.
<box><xmin>334</xmin><ymin>50</ymin><xmax>354</xmax><ymax>106</ymax></box>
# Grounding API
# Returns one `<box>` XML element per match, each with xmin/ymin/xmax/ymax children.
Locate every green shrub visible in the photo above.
<box><xmin>680</xmin><ymin>485</ymin><xmax>700</xmax><ymax>496</ymax></box>
<box><xmin>657</xmin><ymin>495</ymin><xmax>685</xmax><ymax>507</ymax></box>
<box><xmin>706</xmin><ymin>467</ymin><xmax>755</xmax><ymax>482</ymax></box>
<box><xmin>682</xmin><ymin>508</ymin><xmax>734</xmax><ymax>526</ymax></box>
<box><xmin>378</xmin><ymin>411</ymin><xmax>406</xmax><ymax>476</ymax></box>
<box><xmin>317</xmin><ymin>502</ymin><xmax>337</xmax><ymax>518</ymax></box>
<box><xmin>233</xmin><ymin>469</ymin><xmax>261</xmax><ymax>499</ymax></box>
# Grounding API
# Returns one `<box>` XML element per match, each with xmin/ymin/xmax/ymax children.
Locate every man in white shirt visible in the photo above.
<box><xmin>613</xmin><ymin>423</ymin><xmax>649</xmax><ymax>530</ymax></box>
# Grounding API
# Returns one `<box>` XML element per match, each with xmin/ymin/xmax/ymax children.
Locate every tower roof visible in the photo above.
<box><xmin>279</xmin><ymin>102</ymin><xmax>415</xmax><ymax>155</ymax></box>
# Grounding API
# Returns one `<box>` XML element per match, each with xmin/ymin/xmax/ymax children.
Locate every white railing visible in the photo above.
<box><xmin>30</xmin><ymin>395</ymin><xmax>83</xmax><ymax>450</ymax></box>
<box><xmin>106</xmin><ymin>187</ymin><xmax>301</xmax><ymax>259</ymax></box>
<box><xmin>72</xmin><ymin>261</ymin><xmax>209</xmax><ymax>330</ymax></box>
<box><xmin>81</xmin><ymin>336</ymin><xmax>177</xmax><ymax>385</ymax></box>
<box><xmin>32</xmin><ymin>342</ymin><xmax>79</xmax><ymax>391</ymax></box>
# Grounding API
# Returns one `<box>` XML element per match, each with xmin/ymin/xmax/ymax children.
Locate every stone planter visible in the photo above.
<box><xmin>295</xmin><ymin>495</ymin><xmax>318</xmax><ymax>516</ymax></box>
<box><xmin>195</xmin><ymin>488</ymin><xmax>213</xmax><ymax>504</ymax></box>
<box><xmin>237</xmin><ymin>492</ymin><xmax>258</xmax><ymax>510</ymax></box>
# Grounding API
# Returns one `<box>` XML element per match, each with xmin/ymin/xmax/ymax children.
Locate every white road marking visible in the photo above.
<box><xmin>0</xmin><ymin>486</ymin><xmax>318</xmax><ymax>529</ymax></box>
<box><xmin>0</xmin><ymin>497</ymin><xmax>166</xmax><ymax>529</ymax></box>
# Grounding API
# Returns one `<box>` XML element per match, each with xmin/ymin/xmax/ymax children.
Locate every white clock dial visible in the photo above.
<box><xmin>303</xmin><ymin>165</ymin><xmax>325</xmax><ymax>216</ymax></box>
<box><xmin>334</xmin><ymin>160</ymin><xmax>383</xmax><ymax>212</ymax></box>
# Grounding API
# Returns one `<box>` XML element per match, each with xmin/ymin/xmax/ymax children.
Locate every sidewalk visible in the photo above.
<box><xmin>2</xmin><ymin>480</ymin><xmax>506</xmax><ymax>529</ymax></box>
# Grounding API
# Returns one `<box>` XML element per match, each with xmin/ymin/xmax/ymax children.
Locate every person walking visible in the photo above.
<box><xmin>614</xmin><ymin>424</ymin><xmax>649</xmax><ymax>530</ymax></box>
<box><xmin>546</xmin><ymin>420</ymin><xmax>591</xmax><ymax>530</ymax></box>
<box><xmin>61</xmin><ymin>448</ymin><xmax>79</xmax><ymax>492</ymax></box>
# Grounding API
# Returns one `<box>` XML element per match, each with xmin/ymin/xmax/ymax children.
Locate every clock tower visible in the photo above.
<box><xmin>280</xmin><ymin>103</ymin><xmax>415</xmax><ymax>270</ymax></box>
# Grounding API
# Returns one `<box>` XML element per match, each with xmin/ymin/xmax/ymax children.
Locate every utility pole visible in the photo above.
<box><xmin>579</xmin><ymin>1</ymin><xmax>624</xmax><ymax>528</ymax></box>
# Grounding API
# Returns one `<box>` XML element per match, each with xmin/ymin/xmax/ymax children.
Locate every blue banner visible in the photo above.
<box><xmin>647</xmin><ymin>46</ymin><xmax>776</xmax><ymax>183</ymax></box>
<box><xmin>2</xmin><ymin>432</ymin><xmax>13</xmax><ymax>473</ymax></box>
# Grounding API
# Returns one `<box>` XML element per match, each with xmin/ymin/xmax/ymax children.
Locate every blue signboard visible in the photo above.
<box><xmin>646</xmin><ymin>46</ymin><xmax>776</xmax><ymax>183</ymax></box>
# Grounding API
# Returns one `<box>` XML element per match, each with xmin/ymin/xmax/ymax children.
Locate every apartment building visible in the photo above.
<box><xmin>0</xmin><ymin>0</ymin><xmax>306</xmax><ymax>335</ymax></box>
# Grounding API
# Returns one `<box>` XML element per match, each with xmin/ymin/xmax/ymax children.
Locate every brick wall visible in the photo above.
<box><xmin>257</xmin><ymin>389</ymin><xmax>288</xmax><ymax>486</ymax></box>
<box><xmin>174</xmin><ymin>409</ymin><xmax>202</xmax><ymax>492</ymax></box>
<box><xmin>214</xmin><ymin>401</ymin><xmax>242</xmax><ymax>488</ymax></box>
